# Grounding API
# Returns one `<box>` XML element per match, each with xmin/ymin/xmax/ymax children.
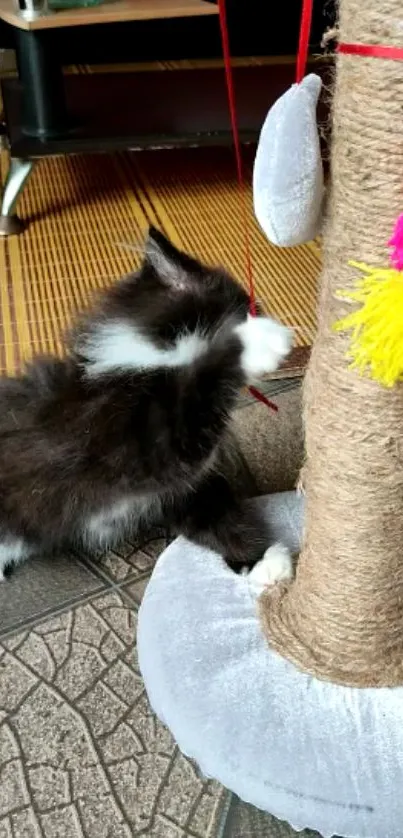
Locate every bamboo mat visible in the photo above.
<box><xmin>0</xmin><ymin>145</ymin><xmax>320</xmax><ymax>375</ymax></box>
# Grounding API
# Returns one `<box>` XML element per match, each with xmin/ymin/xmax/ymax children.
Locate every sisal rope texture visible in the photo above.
<box><xmin>259</xmin><ymin>0</ymin><xmax>403</xmax><ymax>688</ymax></box>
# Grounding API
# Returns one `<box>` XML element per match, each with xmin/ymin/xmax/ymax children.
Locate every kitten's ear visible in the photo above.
<box><xmin>144</xmin><ymin>227</ymin><xmax>198</xmax><ymax>291</ymax></box>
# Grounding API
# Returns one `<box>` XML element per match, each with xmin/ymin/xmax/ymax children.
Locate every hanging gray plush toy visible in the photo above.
<box><xmin>253</xmin><ymin>73</ymin><xmax>325</xmax><ymax>248</ymax></box>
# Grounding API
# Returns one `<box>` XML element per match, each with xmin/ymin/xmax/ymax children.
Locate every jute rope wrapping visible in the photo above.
<box><xmin>260</xmin><ymin>0</ymin><xmax>403</xmax><ymax>688</ymax></box>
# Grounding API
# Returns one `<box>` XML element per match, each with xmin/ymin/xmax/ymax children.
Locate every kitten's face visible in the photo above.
<box><xmin>75</xmin><ymin>227</ymin><xmax>256</xmax><ymax>377</ymax></box>
<box><xmin>105</xmin><ymin>227</ymin><xmax>251</xmax><ymax>346</ymax></box>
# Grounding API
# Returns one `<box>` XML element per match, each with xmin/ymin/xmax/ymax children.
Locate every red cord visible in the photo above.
<box><xmin>217</xmin><ymin>0</ymin><xmax>256</xmax><ymax>316</ymax></box>
<box><xmin>338</xmin><ymin>42</ymin><xmax>403</xmax><ymax>61</ymax></box>
<box><xmin>217</xmin><ymin>0</ymin><xmax>280</xmax><ymax>412</ymax></box>
<box><xmin>296</xmin><ymin>0</ymin><xmax>314</xmax><ymax>83</ymax></box>
<box><xmin>247</xmin><ymin>385</ymin><xmax>278</xmax><ymax>411</ymax></box>
<box><xmin>217</xmin><ymin>0</ymin><xmax>278</xmax><ymax>411</ymax></box>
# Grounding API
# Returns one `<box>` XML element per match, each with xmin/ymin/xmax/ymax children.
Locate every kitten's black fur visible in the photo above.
<box><xmin>0</xmin><ymin>228</ymin><xmax>281</xmax><ymax>577</ymax></box>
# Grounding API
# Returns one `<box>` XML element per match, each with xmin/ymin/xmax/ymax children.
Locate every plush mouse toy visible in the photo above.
<box><xmin>253</xmin><ymin>73</ymin><xmax>325</xmax><ymax>248</ymax></box>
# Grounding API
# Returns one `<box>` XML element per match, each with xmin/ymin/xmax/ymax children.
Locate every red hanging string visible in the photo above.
<box><xmin>296</xmin><ymin>0</ymin><xmax>314</xmax><ymax>83</ymax></box>
<box><xmin>217</xmin><ymin>0</ymin><xmax>279</xmax><ymax>412</ymax></box>
<box><xmin>217</xmin><ymin>0</ymin><xmax>256</xmax><ymax>316</ymax></box>
<box><xmin>217</xmin><ymin>0</ymin><xmax>314</xmax><ymax>412</ymax></box>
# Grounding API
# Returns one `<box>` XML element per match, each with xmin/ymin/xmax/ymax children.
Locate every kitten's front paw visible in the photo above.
<box><xmin>247</xmin><ymin>543</ymin><xmax>293</xmax><ymax>588</ymax></box>
<box><xmin>234</xmin><ymin>315</ymin><xmax>293</xmax><ymax>382</ymax></box>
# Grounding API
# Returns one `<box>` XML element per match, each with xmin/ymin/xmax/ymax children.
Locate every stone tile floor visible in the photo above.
<box><xmin>0</xmin><ymin>382</ymin><xmax>320</xmax><ymax>838</ymax></box>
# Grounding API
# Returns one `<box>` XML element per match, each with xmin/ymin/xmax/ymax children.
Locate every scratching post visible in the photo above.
<box><xmin>138</xmin><ymin>3</ymin><xmax>403</xmax><ymax>824</ymax></box>
<box><xmin>260</xmin><ymin>0</ymin><xmax>403</xmax><ymax>687</ymax></box>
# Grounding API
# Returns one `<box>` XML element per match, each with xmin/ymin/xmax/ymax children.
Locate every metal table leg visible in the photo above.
<box><xmin>0</xmin><ymin>157</ymin><xmax>35</xmax><ymax>236</ymax></box>
<box><xmin>0</xmin><ymin>26</ymin><xmax>69</xmax><ymax>234</ymax></box>
<box><xmin>14</xmin><ymin>28</ymin><xmax>68</xmax><ymax>139</ymax></box>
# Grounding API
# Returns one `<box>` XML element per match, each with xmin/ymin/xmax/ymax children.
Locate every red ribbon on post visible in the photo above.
<box><xmin>338</xmin><ymin>42</ymin><xmax>403</xmax><ymax>61</ymax></box>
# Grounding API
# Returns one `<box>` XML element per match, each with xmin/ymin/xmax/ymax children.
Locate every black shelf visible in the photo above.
<box><xmin>2</xmin><ymin>63</ymin><xmax>296</xmax><ymax>157</ymax></box>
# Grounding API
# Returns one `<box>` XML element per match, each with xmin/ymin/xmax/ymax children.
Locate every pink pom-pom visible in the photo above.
<box><xmin>388</xmin><ymin>213</ymin><xmax>403</xmax><ymax>270</ymax></box>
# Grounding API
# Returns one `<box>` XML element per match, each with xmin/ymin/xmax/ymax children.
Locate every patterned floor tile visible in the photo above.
<box><xmin>0</xmin><ymin>590</ymin><xmax>228</xmax><ymax>837</ymax></box>
<box><xmin>123</xmin><ymin>577</ymin><xmax>151</xmax><ymax>607</ymax></box>
<box><xmin>78</xmin><ymin>529</ymin><xmax>169</xmax><ymax>584</ymax></box>
<box><xmin>0</xmin><ymin>554</ymin><xmax>103</xmax><ymax>636</ymax></box>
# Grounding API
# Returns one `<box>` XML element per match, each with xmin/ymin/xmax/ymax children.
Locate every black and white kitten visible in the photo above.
<box><xmin>0</xmin><ymin>227</ymin><xmax>293</xmax><ymax>585</ymax></box>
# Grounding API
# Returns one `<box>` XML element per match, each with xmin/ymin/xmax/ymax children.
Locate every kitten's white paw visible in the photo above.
<box><xmin>0</xmin><ymin>538</ymin><xmax>33</xmax><ymax>581</ymax></box>
<box><xmin>234</xmin><ymin>315</ymin><xmax>293</xmax><ymax>382</ymax></box>
<box><xmin>248</xmin><ymin>543</ymin><xmax>293</xmax><ymax>588</ymax></box>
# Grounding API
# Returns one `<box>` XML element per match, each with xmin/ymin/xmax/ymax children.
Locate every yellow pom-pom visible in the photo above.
<box><xmin>334</xmin><ymin>260</ymin><xmax>403</xmax><ymax>387</ymax></box>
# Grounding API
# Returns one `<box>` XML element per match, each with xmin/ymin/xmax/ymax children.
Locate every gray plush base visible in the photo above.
<box><xmin>138</xmin><ymin>491</ymin><xmax>403</xmax><ymax>838</ymax></box>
